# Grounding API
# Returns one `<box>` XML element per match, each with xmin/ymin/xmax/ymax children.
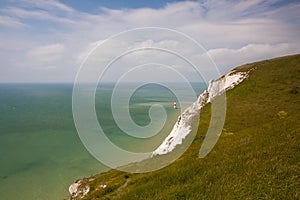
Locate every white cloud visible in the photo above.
<box><xmin>26</xmin><ymin>43</ymin><xmax>65</xmax><ymax>69</ymax></box>
<box><xmin>122</xmin><ymin>1</ymin><xmax>204</xmax><ymax>26</ymax></box>
<box><xmin>3</xmin><ymin>7</ymin><xmax>76</xmax><ymax>24</ymax></box>
<box><xmin>0</xmin><ymin>15</ymin><xmax>26</xmax><ymax>28</ymax></box>
<box><xmin>235</xmin><ymin>0</ymin><xmax>263</xmax><ymax>11</ymax></box>
<box><xmin>208</xmin><ymin>43</ymin><xmax>300</xmax><ymax>72</ymax></box>
<box><xmin>21</xmin><ymin>0</ymin><xmax>74</xmax><ymax>12</ymax></box>
<box><xmin>76</xmin><ymin>40</ymin><xmax>105</xmax><ymax>64</ymax></box>
<box><xmin>0</xmin><ymin>0</ymin><xmax>299</xmax><ymax>82</ymax></box>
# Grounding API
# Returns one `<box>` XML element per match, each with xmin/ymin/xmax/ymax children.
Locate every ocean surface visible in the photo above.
<box><xmin>0</xmin><ymin>83</ymin><xmax>206</xmax><ymax>200</ymax></box>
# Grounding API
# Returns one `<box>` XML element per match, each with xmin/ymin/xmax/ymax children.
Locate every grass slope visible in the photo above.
<box><xmin>72</xmin><ymin>54</ymin><xmax>300</xmax><ymax>200</ymax></box>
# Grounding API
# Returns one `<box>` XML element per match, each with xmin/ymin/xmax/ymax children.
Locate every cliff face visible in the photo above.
<box><xmin>152</xmin><ymin>71</ymin><xmax>248</xmax><ymax>156</ymax></box>
<box><xmin>66</xmin><ymin>54</ymin><xmax>300</xmax><ymax>200</ymax></box>
<box><xmin>68</xmin><ymin>71</ymin><xmax>249</xmax><ymax>199</ymax></box>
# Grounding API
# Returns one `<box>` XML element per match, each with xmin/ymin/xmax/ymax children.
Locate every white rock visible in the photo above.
<box><xmin>152</xmin><ymin>71</ymin><xmax>248</xmax><ymax>156</ymax></box>
<box><xmin>69</xmin><ymin>182</ymin><xmax>80</xmax><ymax>197</ymax></box>
<box><xmin>68</xmin><ymin>180</ymin><xmax>90</xmax><ymax>199</ymax></box>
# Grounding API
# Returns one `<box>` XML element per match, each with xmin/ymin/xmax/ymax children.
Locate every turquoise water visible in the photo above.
<box><xmin>0</xmin><ymin>83</ymin><xmax>205</xmax><ymax>199</ymax></box>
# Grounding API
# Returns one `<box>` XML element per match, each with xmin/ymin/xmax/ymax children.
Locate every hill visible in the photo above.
<box><xmin>67</xmin><ymin>54</ymin><xmax>300</xmax><ymax>200</ymax></box>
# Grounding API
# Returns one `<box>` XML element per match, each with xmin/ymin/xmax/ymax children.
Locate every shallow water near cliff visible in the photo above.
<box><xmin>0</xmin><ymin>83</ymin><xmax>205</xmax><ymax>200</ymax></box>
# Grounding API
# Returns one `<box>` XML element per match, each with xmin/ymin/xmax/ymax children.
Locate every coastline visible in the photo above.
<box><xmin>66</xmin><ymin>69</ymin><xmax>250</xmax><ymax>199</ymax></box>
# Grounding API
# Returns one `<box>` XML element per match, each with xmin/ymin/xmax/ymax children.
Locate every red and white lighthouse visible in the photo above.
<box><xmin>173</xmin><ymin>100</ymin><xmax>177</xmax><ymax>109</ymax></box>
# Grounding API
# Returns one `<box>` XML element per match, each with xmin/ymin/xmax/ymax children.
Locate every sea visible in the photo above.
<box><xmin>0</xmin><ymin>82</ymin><xmax>206</xmax><ymax>200</ymax></box>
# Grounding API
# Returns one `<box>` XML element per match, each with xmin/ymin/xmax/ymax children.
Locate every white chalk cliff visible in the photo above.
<box><xmin>68</xmin><ymin>70</ymin><xmax>249</xmax><ymax>199</ymax></box>
<box><xmin>152</xmin><ymin>70</ymin><xmax>248</xmax><ymax>156</ymax></box>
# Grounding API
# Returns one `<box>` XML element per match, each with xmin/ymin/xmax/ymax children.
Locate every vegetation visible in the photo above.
<box><xmin>70</xmin><ymin>54</ymin><xmax>300</xmax><ymax>199</ymax></box>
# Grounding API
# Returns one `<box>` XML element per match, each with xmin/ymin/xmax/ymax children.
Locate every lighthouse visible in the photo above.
<box><xmin>173</xmin><ymin>100</ymin><xmax>177</xmax><ymax>109</ymax></box>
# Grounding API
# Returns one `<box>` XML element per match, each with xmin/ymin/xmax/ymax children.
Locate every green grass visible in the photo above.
<box><xmin>70</xmin><ymin>54</ymin><xmax>300</xmax><ymax>200</ymax></box>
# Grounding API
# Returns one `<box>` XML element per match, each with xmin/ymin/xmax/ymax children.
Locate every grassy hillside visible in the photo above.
<box><xmin>69</xmin><ymin>54</ymin><xmax>300</xmax><ymax>200</ymax></box>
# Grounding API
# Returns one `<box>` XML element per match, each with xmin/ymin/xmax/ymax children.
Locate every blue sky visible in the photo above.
<box><xmin>60</xmin><ymin>0</ymin><xmax>184</xmax><ymax>11</ymax></box>
<box><xmin>0</xmin><ymin>0</ymin><xmax>299</xmax><ymax>82</ymax></box>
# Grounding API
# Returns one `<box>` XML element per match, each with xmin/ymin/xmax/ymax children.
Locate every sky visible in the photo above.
<box><xmin>0</xmin><ymin>0</ymin><xmax>299</xmax><ymax>83</ymax></box>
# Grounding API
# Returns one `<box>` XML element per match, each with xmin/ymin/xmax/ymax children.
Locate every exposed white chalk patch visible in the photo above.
<box><xmin>69</xmin><ymin>182</ymin><xmax>80</xmax><ymax>196</ymax></box>
<box><xmin>207</xmin><ymin>71</ymin><xmax>248</xmax><ymax>102</ymax></box>
<box><xmin>152</xmin><ymin>71</ymin><xmax>248</xmax><ymax>156</ymax></box>
<box><xmin>68</xmin><ymin>180</ymin><xmax>90</xmax><ymax>199</ymax></box>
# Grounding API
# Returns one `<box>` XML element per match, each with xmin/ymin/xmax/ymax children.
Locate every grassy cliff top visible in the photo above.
<box><xmin>69</xmin><ymin>54</ymin><xmax>300</xmax><ymax>200</ymax></box>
